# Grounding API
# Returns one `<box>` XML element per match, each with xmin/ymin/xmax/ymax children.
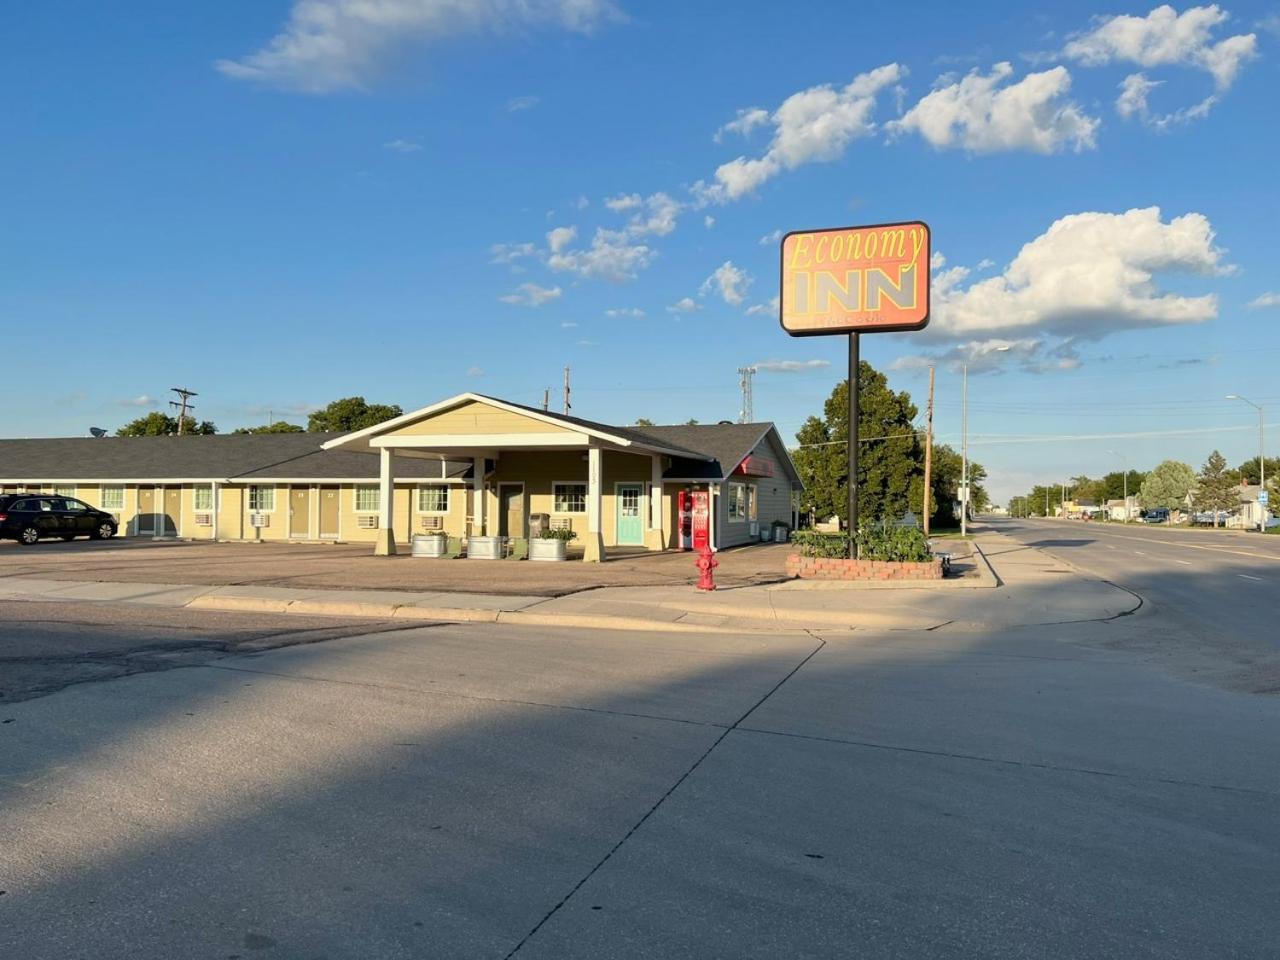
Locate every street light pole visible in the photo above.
<box><xmin>961</xmin><ymin>363</ymin><xmax>968</xmax><ymax>538</ymax></box>
<box><xmin>1226</xmin><ymin>394</ymin><xmax>1266</xmax><ymax>531</ymax></box>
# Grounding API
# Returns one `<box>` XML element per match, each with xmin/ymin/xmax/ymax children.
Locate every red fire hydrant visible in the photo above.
<box><xmin>695</xmin><ymin>543</ymin><xmax>718</xmax><ymax>591</ymax></box>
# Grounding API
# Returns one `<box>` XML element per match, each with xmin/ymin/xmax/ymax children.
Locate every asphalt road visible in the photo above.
<box><xmin>2</xmin><ymin>541</ymin><xmax>1279</xmax><ymax>958</ymax></box>
<box><xmin>990</xmin><ymin>518</ymin><xmax>1280</xmax><ymax>688</ymax></box>
<box><xmin>0</xmin><ymin>600</ymin><xmax>421</xmax><ymax>702</ymax></box>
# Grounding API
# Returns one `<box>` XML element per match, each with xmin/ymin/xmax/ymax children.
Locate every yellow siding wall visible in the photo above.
<box><xmin>386</xmin><ymin>400</ymin><xmax>579</xmax><ymax>438</ymax></box>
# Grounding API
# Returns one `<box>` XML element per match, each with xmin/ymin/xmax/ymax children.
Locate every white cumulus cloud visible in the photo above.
<box><xmin>926</xmin><ymin>207</ymin><xmax>1228</xmax><ymax>348</ymax></box>
<box><xmin>499</xmin><ymin>282</ymin><xmax>562</xmax><ymax>307</ymax></box>
<box><xmin>667</xmin><ymin>297</ymin><xmax>700</xmax><ymax>314</ymax></box>
<box><xmin>546</xmin><ymin>225</ymin><xmax>577</xmax><ymax>254</ymax></box>
<box><xmin>1063</xmin><ymin>4</ymin><xmax>1258</xmax><ymax>89</ymax></box>
<box><xmin>889</xmin><ymin>63</ymin><xmax>1098</xmax><ymax>154</ymax></box>
<box><xmin>700</xmin><ymin>261</ymin><xmax>752</xmax><ymax>305</ymax></box>
<box><xmin>216</xmin><ymin>0</ymin><xmax>623</xmax><ymax>93</ymax></box>
<box><xmin>693</xmin><ymin>63</ymin><xmax>903</xmax><ymax>203</ymax></box>
<box><xmin>383</xmin><ymin>138</ymin><xmax>422</xmax><ymax>153</ymax></box>
<box><xmin>547</xmin><ymin>228</ymin><xmax>654</xmax><ymax>282</ymax></box>
<box><xmin>713</xmin><ymin>106</ymin><xmax>769</xmax><ymax>143</ymax></box>
<box><xmin>755</xmin><ymin>359</ymin><xmax>831</xmax><ymax>373</ymax></box>
<box><xmin>507</xmin><ymin>94</ymin><xmax>540</xmax><ymax>111</ymax></box>
<box><xmin>1116</xmin><ymin>72</ymin><xmax>1217</xmax><ymax>128</ymax></box>
<box><xmin>745</xmin><ymin>296</ymin><xmax>780</xmax><ymax>317</ymax></box>
<box><xmin>1247</xmin><ymin>292</ymin><xmax>1280</xmax><ymax>309</ymax></box>
<box><xmin>490</xmin><ymin>241</ymin><xmax>536</xmax><ymax>264</ymax></box>
<box><xmin>604</xmin><ymin>307</ymin><xmax>645</xmax><ymax>317</ymax></box>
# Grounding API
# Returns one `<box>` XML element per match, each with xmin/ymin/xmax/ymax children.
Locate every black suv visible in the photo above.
<box><xmin>0</xmin><ymin>494</ymin><xmax>118</xmax><ymax>545</ymax></box>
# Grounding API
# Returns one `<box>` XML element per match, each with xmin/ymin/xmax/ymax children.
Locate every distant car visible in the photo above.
<box><xmin>0</xmin><ymin>494</ymin><xmax>117</xmax><ymax>545</ymax></box>
<box><xmin>1142</xmin><ymin>508</ymin><xmax>1170</xmax><ymax>524</ymax></box>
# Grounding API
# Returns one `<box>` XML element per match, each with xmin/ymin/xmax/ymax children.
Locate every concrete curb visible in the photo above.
<box><xmin>184</xmin><ymin>594</ymin><xmax>800</xmax><ymax>635</ymax></box>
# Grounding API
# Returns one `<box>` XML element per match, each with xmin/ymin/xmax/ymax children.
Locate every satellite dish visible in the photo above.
<box><xmin>89</xmin><ymin>427</ymin><xmax>107</xmax><ymax>438</ymax></box>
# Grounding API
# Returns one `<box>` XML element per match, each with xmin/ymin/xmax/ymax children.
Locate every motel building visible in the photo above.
<box><xmin>0</xmin><ymin>393</ymin><xmax>802</xmax><ymax>561</ymax></box>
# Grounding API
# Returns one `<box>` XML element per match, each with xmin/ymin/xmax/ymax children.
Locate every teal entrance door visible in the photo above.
<box><xmin>616</xmin><ymin>484</ymin><xmax>644</xmax><ymax>545</ymax></box>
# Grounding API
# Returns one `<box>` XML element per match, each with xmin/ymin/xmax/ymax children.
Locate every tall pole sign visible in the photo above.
<box><xmin>779</xmin><ymin>221</ymin><xmax>931</xmax><ymax>558</ymax></box>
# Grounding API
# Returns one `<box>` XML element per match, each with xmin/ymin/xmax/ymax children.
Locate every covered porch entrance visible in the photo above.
<box><xmin>321</xmin><ymin>393</ymin><xmax>712</xmax><ymax>562</ymax></box>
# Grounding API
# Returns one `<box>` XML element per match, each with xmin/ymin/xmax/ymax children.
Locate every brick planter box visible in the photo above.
<box><xmin>786</xmin><ymin>554</ymin><xmax>943</xmax><ymax>581</ymax></box>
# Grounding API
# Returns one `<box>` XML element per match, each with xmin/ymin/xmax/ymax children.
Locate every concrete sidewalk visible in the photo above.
<box><xmin>0</xmin><ymin>529</ymin><xmax>1140</xmax><ymax>633</ymax></box>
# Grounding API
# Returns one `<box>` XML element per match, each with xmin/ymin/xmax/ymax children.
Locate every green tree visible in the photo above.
<box><xmin>1235</xmin><ymin>456</ymin><xmax>1280</xmax><ymax>486</ymax></box>
<box><xmin>233</xmin><ymin>421</ymin><xmax>305</xmax><ymax>434</ymax></box>
<box><xmin>793</xmin><ymin>363</ymin><xmax>922</xmax><ymax>528</ymax></box>
<box><xmin>633</xmin><ymin>417</ymin><xmax>655</xmax><ymax>427</ymax></box>
<box><xmin>1194</xmin><ymin>450</ymin><xmax>1238</xmax><ymax>526</ymax></box>
<box><xmin>684</xmin><ymin>418</ymin><xmax>700</xmax><ymax>426</ymax></box>
<box><xmin>1099</xmin><ymin>470</ymin><xmax>1146</xmax><ymax>502</ymax></box>
<box><xmin>116</xmin><ymin>412</ymin><xmax>216</xmax><ymax>436</ymax></box>
<box><xmin>1139</xmin><ymin>460</ymin><xmax>1196</xmax><ymax>517</ymax></box>
<box><xmin>307</xmin><ymin>397</ymin><xmax>403</xmax><ymax>433</ymax></box>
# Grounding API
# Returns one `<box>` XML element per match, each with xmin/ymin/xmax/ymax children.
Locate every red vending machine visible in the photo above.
<box><xmin>677</xmin><ymin>489</ymin><xmax>694</xmax><ymax>550</ymax></box>
<box><xmin>691</xmin><ymin>490</ymin><xmax>710</xmax><ymax>552</ymax></box>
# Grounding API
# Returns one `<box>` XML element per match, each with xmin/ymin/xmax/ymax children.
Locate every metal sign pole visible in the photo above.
<box><xmin>849</xmin><ymin>332</ymin><xmax>859</xmax><ymax>559</ymax></box>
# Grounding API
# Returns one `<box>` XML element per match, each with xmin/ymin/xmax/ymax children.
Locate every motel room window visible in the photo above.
<box><xmin>54</xmin><ymin>484</ymin><xmax>76</xmax><ymax>499</ymax></box>
<box><xmin>248</xmin><ymin>485</ymin><xmax>276</xmax><ymax>512</ymax></box>
<box><xmin>100</xmin><ymin>485</ymin><xmax>125</xmax><ymax>511</ymax></box>
<box><xmin>553</xmin><ymin>483</ymin><xmax>587</xmax><ymax>514</ymax></box>
<box><xmin>194</xmin><ymin>484</ymin><xmax>214</xmax><ymax>511</ymax></box>
<box><xmin>354</xmin><ymin>485</ymin><xmax>381</xmax><ymax>512</ymax></box>
<box><xmin>417</xmin><ymin>485</ymin><xmax>449</xmax><ymax>513</ymax></box>
<box><xmin>727</xmin><ymin>482</ymin><xmax>757</xmax><ymax>522</ymax></box>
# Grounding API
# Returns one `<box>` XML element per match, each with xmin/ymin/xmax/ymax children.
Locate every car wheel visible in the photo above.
<box><xmin>91</xmin><ymin>522</ymin><xmax>116</xmax><ymax>541</ymax></box>
<box><xmin>19</xmin><ymin>526</ymin><xmax>40</xmax><ymax>546</ymax></box>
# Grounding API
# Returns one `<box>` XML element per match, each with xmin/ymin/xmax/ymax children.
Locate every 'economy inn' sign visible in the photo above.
<box><xmin>779</xmin><ymin>221</ymin><xmax>930</xmax><ymax>336</ymax></box>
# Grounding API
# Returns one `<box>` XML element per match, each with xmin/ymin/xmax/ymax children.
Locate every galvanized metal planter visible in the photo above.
<box><xmin>411</xmin><ymin>534</ymin><xmax>448</xmax><ymax>558</ymax></box>
<box><xmin>528</xmin><ymin>538</ymin><xmax>568</xmax><ymax>561</ymax></box>
<box><xmin>466</xmin><ymin>535</ymin><xmax>506</xmax><ymax>560</ymax></box>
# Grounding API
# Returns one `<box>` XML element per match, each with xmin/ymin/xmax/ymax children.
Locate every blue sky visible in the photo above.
<box><xmin>3</xmin><ymin>1</ymin><xmax>1278</xmax><ymax>502</ymax></box>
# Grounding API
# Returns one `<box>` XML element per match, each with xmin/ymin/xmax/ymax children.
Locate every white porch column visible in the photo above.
<box><xmin>374</xmin><ymin>447</ymin><xmax>397</xmax><ymax>555</ymax></box>
<box><xmin>645</xmin><ymin>454</ymin><xmax>665</xmax><ymax>551</ymax></box>
<box><xmin>472</xmin><ymin>457</ymin><xmax>486</xmax><ymax>536</ymax></box>
<box><xmin>583</xmin><ymin>445</ymin><xmax>604</xmax><ymax>562</ymax></box>
<box><xmin>210</xmin><ymin>482</ymin><xmax>219</xmax><ymax>541</ymax></box>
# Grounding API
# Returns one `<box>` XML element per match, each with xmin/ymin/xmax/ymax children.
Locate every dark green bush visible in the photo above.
<box><xmin>792</xmin><ymin>523</ymin><xmax>933</xmax><ymax>562</ymax></box>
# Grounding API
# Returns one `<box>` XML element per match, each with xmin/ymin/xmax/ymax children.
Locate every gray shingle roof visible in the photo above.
<box><xmin>633</xmin><ymin>422</ymin><xmax>781</xmax><ymax>481</ymax></box>
<box><xmin>0</xmin><ymin>433</ymin><xmax>467</xmax><ymax>482</ymax></box>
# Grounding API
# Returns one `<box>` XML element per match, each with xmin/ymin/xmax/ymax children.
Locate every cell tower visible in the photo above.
<box><xmin>737</xmin><ymin>366</ymin><xmax>756</xmax><ymax>423</ymax></box>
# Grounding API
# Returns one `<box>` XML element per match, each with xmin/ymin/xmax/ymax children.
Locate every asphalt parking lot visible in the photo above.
<box><xmin>0</xmin><ymin>536</ymin><xmax>794</xmax><ymax>596</ymax></box>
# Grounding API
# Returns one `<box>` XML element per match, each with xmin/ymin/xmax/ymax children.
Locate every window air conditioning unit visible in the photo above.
<box><xmin>250</xmin><ymin>513</ymin><xmax>270</xmax><ymax>528</ymax></box>
<box><xmin>357</xmin><ymin>515</ymin><xmax>379</xmax><ymax>529</ymax></box>
<box><xmin>194</xmin><ymin>513</ymin><xmax>213</xmax><ymax>526</ymax></box>
<box><xmin>420</xmin><ymin>515</ymin><xmax>443</xmax><ymax>531</ymax></box>
<box><xmin>550</xmin><ymin>517</ymin><xmax>572</xmax><ymax>532</ymax></box>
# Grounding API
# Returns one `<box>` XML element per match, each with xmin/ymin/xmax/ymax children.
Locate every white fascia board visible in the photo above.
<box><xmin>370</xmin><ymin>433</ymin><xmax>589</xmax><ymax>449</ymax></box>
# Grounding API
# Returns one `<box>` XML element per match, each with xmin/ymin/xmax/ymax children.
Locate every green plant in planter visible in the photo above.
<box><xmin>791</xmin><ymin>523</ymin><xmax>932</xmax><ymax>562</ymax></box>
<box><xmin>856</xmin><ymin>521</ymin><xmax>932</xmax><ymax>562</ymax></box>
<box><xmin>536</xmin><ymin>527</ymin><xmax>577</xmax><ymax>542</ymax></box>
<box><xmin>417</xmin><ymin>529</ymin><xmax>448</xmax><ymax>538</ymax></box>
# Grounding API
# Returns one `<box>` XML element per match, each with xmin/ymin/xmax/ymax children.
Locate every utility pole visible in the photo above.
<box><xmin>563</xmin><ymin>366</ymin><xmax>571</xmax><ymax>415</ymax></box>
<box><xmin>542</xmin><ymin>388</ymin><xmax>550</xmax><ymax>412</ymax></box>
<box><xmin>922</xmin><ymin>366</ymin><xmax>935</xmax><ymax>536</ymax></box>
<box><xmin>961</xmin><ymin>364</ymin><xmax>968</xmax><ymax>538</ymax></box>
<box><xmin>169</xmin><ymin>387</ymin><xmax>198</xmax><ymax>436</ymax></box>
<box><xmin>737</xmin><ymin>366</ymin><xmax>756</xmax><ymax>423</ymax></box>
<box><xmin>1044</xmin><ymin>487</ymin><xmax>1049</xmax><ymax>517</ymax></box>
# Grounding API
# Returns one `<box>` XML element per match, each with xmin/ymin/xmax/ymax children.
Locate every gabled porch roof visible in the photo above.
<box><xmin>321</xmin><ymin>393</ymin><xmax>714</xmax><ymax>462</ymax></box>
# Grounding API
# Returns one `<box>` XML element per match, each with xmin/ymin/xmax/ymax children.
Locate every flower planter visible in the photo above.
<box><xmin>786</xmin><ymin>554</ymin><xmax>943</xmax><ymax>581</ymax></box>
<box><xmin>529</xmin><ymin>537</ymin><xmax>568</xmax><ymax>561</ymax></box>
<box><xmin>466</xmin><ymin>535</ymin><xmax>506</xmax><ymax>560</ymax></box>
<box><xmin>411</xmin><ymin>535</ymin><xmax>448</xmax><ymax>558</ymax></box>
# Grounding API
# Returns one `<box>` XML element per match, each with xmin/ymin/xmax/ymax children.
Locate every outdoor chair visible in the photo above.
<box><xmin>507</xmin><ymin>537</ymin><xmax>529</xmax><ymax>561</ymax></box>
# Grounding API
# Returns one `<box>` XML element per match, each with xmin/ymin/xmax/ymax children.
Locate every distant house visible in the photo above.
<box><xmin>1106</xmin><ymin>496</ymin><xmax>1139</xmax><ymax>521</ymax></box>
<box><xmin>1230</xmin><ymin>484</ymin><xmax>1272</xmax><ymax>530</ymax></box>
